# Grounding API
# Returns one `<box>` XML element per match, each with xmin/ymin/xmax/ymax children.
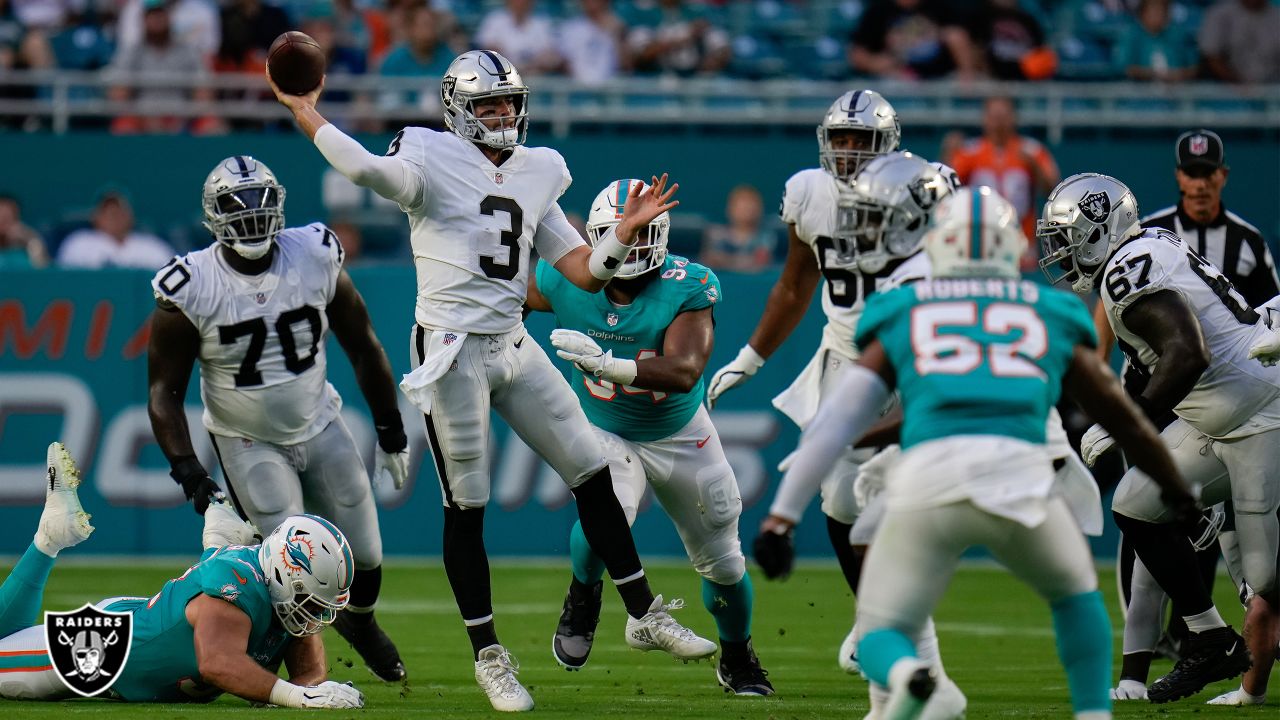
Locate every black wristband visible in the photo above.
<box><xmin>170</xmin><ymin>455</ymin><xmax>208</xmax><ymax>484</ymax></box>
<box><xmin>374</xmin><ymin>414</ymin><xmax>407</xmax><ymax>454</ymax></box>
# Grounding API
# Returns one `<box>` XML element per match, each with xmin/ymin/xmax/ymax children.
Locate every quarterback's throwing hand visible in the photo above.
<box><xmin>265</xmin><ymin>64</ymin><xmax>324</xmax><ymax>114</ymax></box>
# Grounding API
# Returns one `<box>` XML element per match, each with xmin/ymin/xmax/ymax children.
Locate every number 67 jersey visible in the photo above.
<box><xmin>1100</xmin><ymin>227</ymin><xmax>1280</xmax><ymax>439</ymax></box>
<box><xmin>150</xmin><ymin>224</ymin><xmax>344</xmax><ymax>445</ymax></box>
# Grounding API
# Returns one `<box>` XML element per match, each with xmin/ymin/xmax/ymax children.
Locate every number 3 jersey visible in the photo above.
<box><xmin>855</xmin><ymin>278</ymin><xmax>1095</xmax><ymax>450</ymax></box>
<box><xmin>781</xmin><ymin>168</ymin><xmax>931</xmax><ymax>360</ymax></box>
<box><xmin>1100</xmin><ymin>227</ymin><xmax>1280</xmax><ymax>439</ymax></box>
<box><xmin>151</xmin><ymin>224</ymin><xmax>344</xmax><ymax>445</ymax></box>
<box><xmin>389</xmin><ymin>127</ymin><xmax>585</xmax><ymax>335</ymax></box>
<box><xmin>535</xmin><ymin>255</ymin><xmax>721</xmax><ymax>442</ymax></box>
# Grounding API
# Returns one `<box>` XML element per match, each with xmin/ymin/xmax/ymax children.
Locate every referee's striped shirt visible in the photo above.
<box><xmin>1141</xmin><ymin>203</ymin><xmax>1280</xmax><ymax>306</ymax></box>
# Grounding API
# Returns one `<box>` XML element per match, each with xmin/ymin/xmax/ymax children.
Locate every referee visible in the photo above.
<box><xmin>1094</xmin><ymin>129</ymin><xmax>1279</xmax><ymax>702</ymax></box>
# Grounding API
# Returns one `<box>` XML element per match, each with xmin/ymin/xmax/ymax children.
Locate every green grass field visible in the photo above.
<box><xmin>3</xmin><ymin>559</ymin><xmax>1270</xmax><ymax>718</ymax></box>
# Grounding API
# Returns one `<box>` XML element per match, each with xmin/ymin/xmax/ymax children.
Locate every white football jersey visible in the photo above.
<box><xmin>781</xmin><ymin>168</ymin><xmax>930</xmax><ymax>359</ymax></box>
<box><xmin>389</xmin><ymin>127</ymin><xmax>584</xmax><ymax>334</ymax></box>
<box><xmin>151</xmin><ymin>224</ymin><xmax>344</xmax><ymax>445</ymax></box>
<box><xmin>1101</xmin><ymin>227</ymin><xmax>1280</xmax><ymax>439</ymax></box>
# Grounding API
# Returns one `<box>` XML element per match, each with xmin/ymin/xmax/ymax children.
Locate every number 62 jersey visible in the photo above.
<box><xmin>1101</xmin><ymin>227</ymin><xmax>1280</xmax><ymax>439</ymax></box>
<box><xmin>150</xmin><ymin>224</ymin><xmax>344</xmax><ymax>445</ymax></box>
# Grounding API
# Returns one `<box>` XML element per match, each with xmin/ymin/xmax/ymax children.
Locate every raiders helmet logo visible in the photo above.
<box><xmin>1189</xmin><ymin>135</ymin><xmax>1209</xmax><ymax>155</ymax></box>
<box><xmin>1077</xmin><ymin>191</ymin><xmax>1112</xmax><ymax>224</ymax></box>
<box><xmin>45</xmin><ymin>604</ymin><xmax>133</xmax><ymax>697</ymax></box>
<box><xmin>907</xmin><ymin>176</ymin><xmax>942</xmax><ymax>211</ymax></box>
<box><xmin>440</xmin><ymin>76</ymin><xmax>457</xmax><ymax>108</ymax></box>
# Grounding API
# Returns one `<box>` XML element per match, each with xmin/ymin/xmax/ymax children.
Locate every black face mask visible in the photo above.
<box><xmin>217</xmin><ymin>187</ymin><xmax>281</xmax><ymax>240</ymax></box>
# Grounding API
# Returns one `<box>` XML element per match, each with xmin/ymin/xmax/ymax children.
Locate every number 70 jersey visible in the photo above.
<box><xmin>1101</xmin><ymin>227</ymin><xmax>1280</xmax><ymax>438</ymax></box>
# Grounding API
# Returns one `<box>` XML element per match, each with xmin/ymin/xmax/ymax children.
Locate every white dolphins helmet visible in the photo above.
<box><xmin>201</xmin><ymin>155</ymin><xmax>285</xmax><ymax>261</ymax></box>
<box><xmin>817</xmin><ymin>89</ymin><xmax>901</xmax><ymax>182</ymax></box>
<box><xmin>1037</xmin><ymin>173</ymin><xmax>1141</xmax><ymax>293</ymax></box>
<box><xmin>440</xmin><ymin>50</ymin><xmax>529</xmax><ymax>149</ymax></box>
<box><xmin>259</xmin><ymin>514</ymin><xmax>353</xmax><ymax>637</ymax></box>
<box><xmin>839</xmin><ymin>151</ymin><xmax>954</xmax><ymax>273</ymax></box>
<box><xmin>925</xmin><ymin>186</ymin><xmax>1027</xmax><ymax>278</ymax></box>
<box><xmin>585</xmin><ymin>179</ymin><xmax>671</xmax><ymax>280</ymax></box>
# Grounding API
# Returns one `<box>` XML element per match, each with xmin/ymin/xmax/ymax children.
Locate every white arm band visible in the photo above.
<box><xmin>313</xmin><ymin>124</ymin><xmax>421</xmax><ymax>207</ymax></box>
<box><xmin>269</xmin><ymin>678</ymin><xmax>306</xmax><ymax>709</ymax></box>
<box><xmin>588</xmin><ymin>226</ymin><xmax>632</xmax><ymax>281</ymax></box>
<box><xmin>770</xmin><ymin>365</ymin><xmax>890</xmax><ymax>523</ymax></box>
<box><xmin>601</xmin><ymin>357</ymin><xmax>638</xmax><ymax>385</ymax></box>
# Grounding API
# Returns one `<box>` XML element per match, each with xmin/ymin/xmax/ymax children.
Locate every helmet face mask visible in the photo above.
<box><xmin>840</xmin><ymin>151</ymin><xmax>953</xmax><ymax>273</ymax></box>
<box><xmin>259</xmin><ymin>514</ymin><xmax>353</xmax><ymax>637</ymax></box>
<box><xmin>817</xmin><ymin>90</ymin><xmax>900</xmax><ymax>182</ymax></box>
<box><xmin>586</xmin><ymin>179</ymin><xmax>671</xmax><ymax>280</ymax></box>
<box><xmin>1036</xmin><ymin>173</ymin><xmax>1141</xmax><ymax>293</ymax></box>
<box><xmin>441</xmin><ymin>51</ymin><xmax>530</xmax><ymax>150</ymax></box>
<box><xmin>202</xmin><ymin>156</ymin><xmax>285</xmax><ymax>261</ymax></box>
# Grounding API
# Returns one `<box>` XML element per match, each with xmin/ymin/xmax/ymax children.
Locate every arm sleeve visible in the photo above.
<box><xmin>769</xmin><ymin>365</ymin><xmax>891</xmax><ymax>523</ymax></box>
<box><xmin>313</xmin><ymin>124</ymin><xmax>423</xmax><ymax>209</ymax></box>
<box><xmin>533</xmin><ymin>202</ymin><xmax>587</xmax><ymax>266</ymax></box>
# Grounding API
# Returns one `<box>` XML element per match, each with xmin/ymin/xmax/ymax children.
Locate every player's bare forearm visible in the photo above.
<box><xmin>748</xmin><ymin>229</ymin><xmax>820</xmax><ymax>358</ymax></box>
<box><xmin>1063</xmin><ymin>345</ymin><xmax>1191</xmax><ymax>500</ymax></box>
<box><xmin>147</xmin><ymin>306</ymin><xmax>201</xmax><ymax>463</ymax></box>
<box><xmin>287</xmin><ymin>103</ymin><xmax>330</xmax><ymax>141</ymax></box>
<box><xmin>266</xmin><ymin>68</ymin><xmax>327</xmax><ymax>140</ymax></box>
<box><xmin>328</xmin><ymin>271</ymin><xmax>400</xmax><ymax>420</ymax></box>
<box><xmin>555</xmin><ymin>246</ymin><xmax>607</xmax><ymax>292</ymax></box>
<box><xmin>1121</xmin><ymin>291</ymin><xmax>1209</xmax><ymax>419</ymax></box>
<box><xmin>188</xmin><ymin>595</ymin><xmax>280</xmax><ymax>703</ymax></box>
<box><xmin>633</xmin><ymin>308</ymin><xmax>714</xmax><ymax>394</ymax></box>
<box><xmin>283</xmin><ymin>634</ymin><xmax>327</xmax><ymax>687</ymax></box>
<box><xmin>1091</xmin><ymin>301</ymin><xmax>1115</xmax><ymax>362</ymax></box>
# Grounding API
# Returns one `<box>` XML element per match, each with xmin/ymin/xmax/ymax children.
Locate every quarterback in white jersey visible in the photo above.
<box><xmin>147</xmin><ymin>156</ymin><xmax>411</xmax><ymax>682</ymax></box>
<box><xmin>269</xmin><ymin>50</ymin><xmax>714</xmax><ymax>711</ymax></box>
<box><xmin>1040</xmin><ymin>173</ymin><xmax>1277</xmax><ymax>703</ymax></box>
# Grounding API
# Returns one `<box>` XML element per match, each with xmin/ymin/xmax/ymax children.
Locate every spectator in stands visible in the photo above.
<box><xmin>378</xmin><ymin>5</ymin><xmax>450</xmax><ymax>112</ymax></box>
<box><xmin>1199</xmin><ymin>0</ymin><xmax>1280</xmax><ymax>84</ymax></box>
<box><xmin>50</xmin><ymin>5</ymin><xmax>115</xmax><ymax>72</ymax></box>
<box><xmin>848</xmin><ymin>0</ymin><xmax>976</xmax><ymax>80</ymax></box>
<box><xmin>1117</xmin><ymin>0</ymin><xmax>1196</xmax><ymax>82</ymax></box>
<box><xmin>107</xmin><ymin>0</ymin><xmax>219</xmax><ymax>134</ymax></box>
<box><xmin>628</xmin><ymin>0</ymin><xmax>731</xmax><ymax>77</ymax></box>
<box><xmin>700</xmin><ymin>185</ymin><xmax>776</xmax><ymax>273</ymax></box>
<box><xmin>303</xmin><ymin>12</ymin><xmax>365</xmax><ymax>78</ymax></box>
<box><xmin>0</xmin><ymin>194</ymin><xmax>49</xmax><ymax>269</ymax></box>
<box><xmin>57</xmin><ymin>191</ymin><xmax>174</xmax><ymax>270</ymax></box>
<box><xmin>9</xmin><ymin>0</ymin><xmax>67</xmax><ymax>31</ymax></box>
<box><xmin>117</xmin><ymin>0</ymin><xmax>219</xmax><ymax>65</ymax></box>
<box><xmin>332</xmin><ymin>0</ymin><xmax>389</xmax><ymax>68</ymax></box>
<box><xmin>947</xmin><ymin>96</ymin><xmax>1059</xmax><ymax>271</ymax></box>
<box><xmin>559</xmin><ymin>0</ymin><xmax>627</xmax><ymax>85</ymax></box>
<box><xmin>966</xmin><ymin>0</ymin><xmax>1056</xmax><ymax>81</ymax></box>
<box><xmin>216</xmin><ymin>0</ymin><xmax>289</xmax><ymax>74</ymax></box>
<box><xmin>475</xmin><ymin>0</ymin><xmax>561</xmax><ymax>75</ymax></box>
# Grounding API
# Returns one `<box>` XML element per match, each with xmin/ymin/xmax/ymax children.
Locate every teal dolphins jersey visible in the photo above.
<box><xmin>536</xmin><ymin>255</ymin><xmax>721</xmax><ymax>442</ymax></box>
<box><xmin>854</xmin><ymin>277</ymin><xmax>1096</xmax><ymax>449</ymax></box>
<box><xmin>103</xmin><ymin>545</ymin><xmax>290</xmax><ymax>703</ymax></box>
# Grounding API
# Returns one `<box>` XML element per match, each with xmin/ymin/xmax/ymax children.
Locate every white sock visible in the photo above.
<box><xmin>1076</xmin><ymin>711</ymin><xmax>1111</xmax><ymax>720</ymax></box>
<box><xmin>915</xmin><ymin>617</ymin><xmax>948</xmax><ymax>680</ymax></box>
<box><xmin>1182</xmin><ymin>607</ymin><xmax>1226</xmax><ymax>633</ymax></box>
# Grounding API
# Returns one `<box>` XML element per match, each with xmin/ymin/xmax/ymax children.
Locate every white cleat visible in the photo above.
<box><xmin>920</xmin><ymin>676</ymin><xmax>967</xmax><ymax>720</ymax></box>
<box><xmin>884</xmin><ymin>658</ymin><xmax>936</xmax><ymax>720</ymax></box>
<box><xmin>201</xmin><ymin>500</ymin><xmax>259</xmax><ymax>550</ymax></box>
<box><xmin>474</xmin><ymin>645</ymin><xmax>534</xmax><ymax>712</ymax></box>
<box><xmin>1206</xmin><ymin>686</ymin><xmax>1265</xmax><ymax>706</ymax></box>
<box><xmin>35</xmin><ymin>442</ymin><xmax>93</xmax><ymax>556</ymax></box>
<box><xmin>840</xmin><ymin>623</ymin><xmax>863</xmax><ymax>675</ymax></box>
<box><xmin>625</xmin><ymin>594</ymin><xmax>718</xmax><ymax>660</ymax></box>
<box><xmin>1110</xmin><ymin>679</ymin><xmax>1147</xmax><ymax>701</ymax></box>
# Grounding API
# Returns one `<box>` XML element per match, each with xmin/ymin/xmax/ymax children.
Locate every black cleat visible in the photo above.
<box><xmin>552</xmin><ymin>577</ymin><xmax>603</xmax><ymax>670</ymax></box>
<box><xmin>332</xmin><ymin>611</ymin><xmax>407</xmax><ymax>682</ymax></box>
<box><xmin>1148</xmin><ymin>626</ymin><xmax>1251</xmax><ymax>703</ymax></box>
<box><xmin>715</xmin><ymin>639</ymin><xmax>774</xmax><ymax>696</ymax></box>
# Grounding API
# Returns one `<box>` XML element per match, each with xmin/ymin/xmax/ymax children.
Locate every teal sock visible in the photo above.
<box><xmin>859</xmin><ymin>628</ymin><xmax>917</xmax><ymax>687</ymax></box>
<box><xmin>0</xmin><ymin>543</ymin><xmax>56</xmax><ymax>639</ymax></box>
<box><xmin>1051</xmin><ymin>590</ymin><xmax>1112</xmax><ymax>714</ymax></box>
<box><xmin>702</xmin><ymin>572</ymin><xmax>754</xmax><ymax>643</ymax></box>
<box><xmin>569</xmin><ymin>520</ymin><xmax>606</xmax><ymax>585</ymax></box>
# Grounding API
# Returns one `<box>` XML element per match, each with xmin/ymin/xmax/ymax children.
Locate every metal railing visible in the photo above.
<box><xmin>1</xmin><ymin>70</ymin><xmax>1278</xmax><ymax>141</ymax></box>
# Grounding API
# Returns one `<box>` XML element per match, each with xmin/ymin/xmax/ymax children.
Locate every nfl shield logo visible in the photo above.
<box><xmin>443</xmin><ymin>333</ymin><xmax>458</xmax><ymax>346</ymax></box>
<box><xmin>1189</xmin><ymin>135</ymin><xmax>1209</xmax><ymax>155</ymax></box>
<box><xmin>45</xmin><ymin>604</ymin><xmax>133</xmax><ymax>697</ymax></box>
<box><xmin>255</xmin><ymin>292</ymin><xmax>267</xmax><ymax>305</ymax></box>
<box><xmin>493</xmin><ymin>172</ymin><xmax>504</xmax><ymax>185</ymax></box>
<box><xmin>606</xmin><ymin>313</ymin><xmax>619</xmax><ymax>327</ymax></box>
<box><xmin>1077</xmin><ymin>191</ymin><xmax>1112</xmax><ymax>224</ymax></box>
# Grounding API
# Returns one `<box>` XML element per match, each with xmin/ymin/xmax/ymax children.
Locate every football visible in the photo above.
<box><xmin>267</xmin><ymin>31</ymin><xmax>325</xmax><ymax>96</ymax></box>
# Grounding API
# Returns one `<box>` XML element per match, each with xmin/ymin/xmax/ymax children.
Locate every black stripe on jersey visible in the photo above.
<box><xmin>481</xmin><ymin>51</ymin><xmax>509</xmax><ymax>80</ymax></box>
<box><xmin>233</xmin><ymin>155</ymin><xmax>251</xmax><ymax>179</ymax></box>
<box><xmin>415</xmin><ymin>324</ymin><xmax>457</xmax><ymax>509</ymax></box>
<box><xmin>208</xmin><ymin>433</ymin><xmax>251</xmax><ymax>521</ymax></box>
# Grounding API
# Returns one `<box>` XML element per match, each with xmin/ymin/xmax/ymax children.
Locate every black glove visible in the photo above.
<box><xmin>170</xmin><ymin>456</ymin><xmax>224</xmax><ymax>515</ymax></box>
<box><xmin>374</xmin><ymin>412</ymin><xmax>408</xmax><ymax>454</ymax></box>
<box><xmin>752</xmin><ymin>527</ymin><xmax>795</xmax><ymax>581</ymax></box>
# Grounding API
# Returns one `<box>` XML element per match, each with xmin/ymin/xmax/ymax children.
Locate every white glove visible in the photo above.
<box><xmin>1079</xmin><ymin>423</ymin><xmax>1116</xmax><ymax>467</ymax></box>
<box><xmin>1248</xmin><ymin>327</ymin><xmax>1280</xmax><ymax>367</ymax></box>
<box><xmin>854</xmin><ymin>445</ymin><xmax>900</xmax><ymax>511</ymax></box>
<box><xmin>1110</xmin><ymin>679</ymin><xmax>1147</xmax><ymax>701</ymax></box>
<box><xmin>271</xmin><ymin>679</ymin><xmax>365</xmax><ymax>709</ymax></box>
<box><xmin>706</xmin><ymin>345</ymin><xmax>765</xmax><ymax>408</ymax></box>
<box><xmin>550</xmin><ymin>329</ymin><xmax>637</xmax><ymax>384</ymax></box>
<box><xmin>374</xmin><ymin>448</ymin><xmax>410</xmax><ymax>491</ymax></box>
